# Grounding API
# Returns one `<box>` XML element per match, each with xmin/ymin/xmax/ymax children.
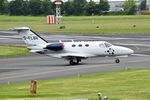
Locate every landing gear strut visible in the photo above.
<box><xmin>115</xmin><ymin>58</ymin><xmax>120</xmax><ymax>63</ymax></box>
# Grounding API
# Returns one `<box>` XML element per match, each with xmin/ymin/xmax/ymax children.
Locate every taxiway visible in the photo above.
<box><xmin>0</xmin><ymin>31</ymin><xmax>150</xmax><ymax>83</ymax></box>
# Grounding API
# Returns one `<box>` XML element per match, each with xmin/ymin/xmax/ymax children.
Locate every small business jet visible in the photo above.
<box><xmin>13</xmin><ymin>27</ymin><xmax>134</xmax><ymax>65</ymax></box>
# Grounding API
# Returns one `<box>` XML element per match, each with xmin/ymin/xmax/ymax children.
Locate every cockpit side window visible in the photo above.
<box><xmin>104</xmin><ymin>42</ymin><xmax>112</xmax><ymax>48</ymax></box>
<box><xmin>99</xmin><ymin>43</ymin><xmax>105</xmax><ymax>48</ymax></box>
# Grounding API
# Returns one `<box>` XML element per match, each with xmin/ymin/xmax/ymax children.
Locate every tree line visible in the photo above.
<box><xmin>0</xmin><ymin>0</ymin><xmax>147</xmax><ymax>16</ymax></box>
<box><xmin>0</xmin><ymin>0</ymin><xmax>109</xmax><ymax>16</ymax></box>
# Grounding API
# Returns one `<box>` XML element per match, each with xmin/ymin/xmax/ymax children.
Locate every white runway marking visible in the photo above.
<box><xmin>116</xmin><ymin>43</ymin><xmax>150</xmax><ymax>47</ymax></box>
<box><xmin>132</xmin><ymin>54</ymin><xmax>150</xmax><ymax>57</ymax></box>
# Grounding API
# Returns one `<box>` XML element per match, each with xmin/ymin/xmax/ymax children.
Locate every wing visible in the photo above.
<box><xmin>46</xmin><ymin>53</ymin><xmax>95</xmax><ymax>59</ymax></box>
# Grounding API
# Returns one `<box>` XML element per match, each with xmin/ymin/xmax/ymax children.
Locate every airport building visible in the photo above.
<box><xmin>108</xmin><ymin>0</ymin><xmax>141</xmax><ymax>12</ymax></box>
<box><xmin>94</xmin><ymin>0</ymin><xmax>150</xmax><ymax>12</ymax></box>
<box><xmin>147</xmin><ymin>0</ymin><xmax>150</xmax><ymax>10</ymax></box>
<box><xmin>108</xmin><ymin>0</ymin><xmax>125</xmax><ymax>12</ymax></box>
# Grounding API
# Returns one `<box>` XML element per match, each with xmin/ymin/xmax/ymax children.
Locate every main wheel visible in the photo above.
<box><xmin>69</xmin><ymin>60</ymin><xmax>75</xmax><ymax>65</ymax></box>
<box><xmin>115</xmin><ymin>58</ymin><xmax>120</xmax><ymax>63</ymax></box>
<box><xmin>69</xmin><ymin>59</ymin><xmax>81</xmax><ymax>65</ymax></box>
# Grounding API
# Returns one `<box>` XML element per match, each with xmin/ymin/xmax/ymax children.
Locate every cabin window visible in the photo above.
<box><xmin>78</xmin><ymin>44</ymin><xmax>82</xmax><ymax>47</ymax></box>
<box><xmin>72</xmin><ymin>44</ymin><xmax>76</xmax><ymax>47</ymax></box>
<box><xmin>85</xmin><ymin>44</ymin><xmax>89</xmax><ymax>47</ymax></box>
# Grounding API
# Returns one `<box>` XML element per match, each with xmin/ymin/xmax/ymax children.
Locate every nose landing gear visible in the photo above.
<box><xmin>115</xmin><ymin>58</ymin><xmax>120</xmax><ymax>63</ymax></box>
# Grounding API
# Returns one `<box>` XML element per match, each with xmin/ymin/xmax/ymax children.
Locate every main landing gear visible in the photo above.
<box><xmin>115</xmin><ymin>58</ymin><xmax>120</xmax><ymax>63</ymax></box>
<box><xmin>69</xmin><ymin>59</ymin><xmax>81</xmax><ymax>65</ymax></box>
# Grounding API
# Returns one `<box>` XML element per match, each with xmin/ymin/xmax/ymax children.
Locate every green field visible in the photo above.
<box><xmin>1</xmin><ymin>15</ymin><xmax>150</xmax><ymax>34</ymax></box>
<box><xmin>0</xmin><ymin>69</ymin><xmax>149</xmax><ymax>100</ymax></box>
<box><xmin>0</xmin><ymin>45</ymin><xmax>29</xmax><ymax>56</ymax></box>
<box><xmin>1</xmin><ymin>15</ymin><xmax>150</xmax><ymax>100</ymax></box>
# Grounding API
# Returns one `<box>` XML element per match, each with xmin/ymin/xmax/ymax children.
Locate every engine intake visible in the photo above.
<box><xmin>45</xmin><ymin>43</ymin><xmax>64</xmax><ymax>51</ymax></box>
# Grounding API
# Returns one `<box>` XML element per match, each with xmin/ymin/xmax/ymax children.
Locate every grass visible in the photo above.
<box><xmin>0</xmin><ymin>15</ymin><xmax>150</xmax><ymax>34</ymax></box>
<box><xmin>0</xmin><ymin>45</ymin><xmax>30</xmax><ymax>57</ymax></box>
<box><xmin>0</xmin><ymin>69</ymin><xmax>150</xmax><ymax>100</ymax></box>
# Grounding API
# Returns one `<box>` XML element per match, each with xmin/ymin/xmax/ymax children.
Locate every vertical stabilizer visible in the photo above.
<box><xmin>14</xmin><ymin>27</ymin><xmax>48</xmax><ymax>47</ymax></box>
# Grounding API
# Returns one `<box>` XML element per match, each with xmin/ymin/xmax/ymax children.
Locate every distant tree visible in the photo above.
<box><xmin>63</xmin><ymin>0</ymin><xmax>74</xmax><ymax>15</ymax></box>
<box><xmin>85</xmin><ymin>0</ymin><xmax>96</xmax><ymax>15</ymax></box>
<box><xmin>8</xmin><ymin>0</ymin><xmax>26</xmax><ymax>15</ymax></box>
<box><xmin>123</xmin><ymin>0</ymin><xmax>136</xmax><ymax>15</ymax></box>
<box><xmin>0</xmin><ymin>0</ymin><xmax>8</xmax><ymax>14</ymax></box>
<box><xmin>41</xmin><ymin>0</ymin><xmax>54</xmax><ymax>15</ymax></box>
<box><xmin>29</xmin><ymin>0</ymin><xmax>42</xmax><ymax>16</ymax></box>
<box><xmin>0</xmin><ymin>0</ymin><xmax>5</xmax><ymax>14</ymax></box>
<box><xmin>22</xmin><ymin>0</ymin><xmax>29</xmax><ymax>15</ymax></box>
<box><xmin>51</xmin><ymin>1</ymin><xmax>56</xmax><ymax>13</ymax></box>
<box><xmin>72</xmin><ymin>0</ymin><xmax>87</xmax><ymax>15</ymax></box>
<box><xmin>94</xmin><ymin>4</ymin><xmax>101</xmax><ymax>15</ymax></box>
<box><xmin>99</xmin><ymin>0</ymin><xmax>110</xmax><ymax>14</ymax></box>
<box><xmin>140</xmin><ymin>0</ymin><xmax>146</xmax><ymax>10</ymax></box>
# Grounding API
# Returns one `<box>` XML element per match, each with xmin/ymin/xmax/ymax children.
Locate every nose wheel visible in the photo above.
<box><xmin>115</xmin><ymin>58</ymin><xmax>120</xmax><ymax>63</ymax></box>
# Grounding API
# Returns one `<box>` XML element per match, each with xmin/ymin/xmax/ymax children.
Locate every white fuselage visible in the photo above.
<box><xmin>45</xmin><ymin>41</ymin><xmax>134</xmax><ymax>58</ymax></box>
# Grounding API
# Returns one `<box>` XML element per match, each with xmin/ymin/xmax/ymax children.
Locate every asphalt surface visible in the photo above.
<box><xmin>0</xmin><ymin>31</ymin><xmax>150</xmax><ymax>84</ymax></box>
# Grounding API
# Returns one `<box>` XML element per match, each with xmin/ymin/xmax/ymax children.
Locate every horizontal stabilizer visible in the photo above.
<box><xmin>132</xmin><ymin>54</ymin><xmax>149</xmax><ymax>57</ymax></box>
<box><xmin>13</xmin><ymin>27</ymin><xmax>30</xmax><ymax>31</ymax></box>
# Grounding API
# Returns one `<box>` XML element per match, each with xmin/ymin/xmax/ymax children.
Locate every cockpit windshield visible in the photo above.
<box><xmin>104</xmin><ymin>42</ymin><xmax>112</xmax><ymax>48</ymax></box>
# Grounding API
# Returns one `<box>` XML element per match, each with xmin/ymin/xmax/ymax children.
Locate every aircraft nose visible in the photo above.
<box><xmin>124</xmin><ymin>47</ymin><xmax>134</xmax><ymax>55</ymax></box>
<box><xmin>115</xmin><ymin>46</ymin><xmax>134</xmax><ymax>55</ymax></box>
<box><xmin>127</xmin><ymin>48</ymin><xmax>134</xmax><ymax>54</ymax></box>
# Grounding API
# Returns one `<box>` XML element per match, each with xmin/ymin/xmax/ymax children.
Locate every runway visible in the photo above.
<box><xmin>0</xmin><ymin>31</ymin><xmax>150</xmax><ymax>83</ymax></box>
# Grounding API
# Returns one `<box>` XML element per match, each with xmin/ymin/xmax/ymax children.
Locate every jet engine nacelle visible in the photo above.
<box><xmin>45</xmin><ymin>43</ymin><xmax>64</xmax><ymax>51</ymax></box>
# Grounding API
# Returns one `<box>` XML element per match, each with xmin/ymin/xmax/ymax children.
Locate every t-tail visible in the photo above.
<box><xmin>13</xmin><ymin>27</ymin><xmax>48</xmax><ymax>53</ymax></box>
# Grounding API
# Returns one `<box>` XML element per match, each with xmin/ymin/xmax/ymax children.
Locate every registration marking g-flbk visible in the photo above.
<box><xmin>23</xmin><ymin>36</ymin><xmax>38</xmax><ymax>40</ymax></box>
